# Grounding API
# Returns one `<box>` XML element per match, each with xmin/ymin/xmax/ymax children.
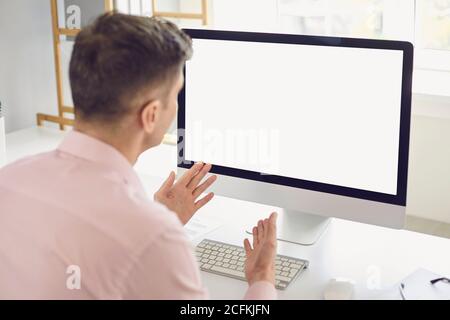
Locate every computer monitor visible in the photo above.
<box><xmin>178</xmin><ymin>29</ymin><xmax>413</xmax><ymax>245</ymax></box>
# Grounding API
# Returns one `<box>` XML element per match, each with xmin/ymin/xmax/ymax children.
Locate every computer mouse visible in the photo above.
<box><xmin>323</xmin><ymin>278</ymin><xmax>355</xmax><ymax>300</ymax></box>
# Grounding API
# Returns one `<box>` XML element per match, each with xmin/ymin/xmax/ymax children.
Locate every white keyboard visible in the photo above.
<box><xmin>195</xmin><ymin>239</ymin><xmax>309</xmax><ymax>290</ymax></box>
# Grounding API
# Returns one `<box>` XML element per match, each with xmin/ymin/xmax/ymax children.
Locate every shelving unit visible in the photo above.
<box><xmin>37</xmin><ymin>0</ymin><xmax>114</xmax><ymax>130</ymax></box>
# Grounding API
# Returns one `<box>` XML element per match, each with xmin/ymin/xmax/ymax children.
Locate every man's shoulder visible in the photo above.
<box><xmin>0</xmin><ymin>149</ymin><xmax>183</xmax><ymax>241</ymax></box>
<box><xmin>0</xmin><ymin>150</ymin><xmax>57</xmax><ymax>183</ymax></box>
<box><xmin>1</xmin><ymin>150</ymin><xmax>55</xmax><ymax>169</ymax></box>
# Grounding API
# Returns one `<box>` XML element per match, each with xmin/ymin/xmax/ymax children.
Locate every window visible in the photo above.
<box><xmin>278</xmin><ymin>0</ymin><xmax>391</xmax><ymax>40</ymax></box>
<box><xmin>416</xmin><ymin>0</ymin><xmax>450</xmax><ymax>51</ymax></box>
<box><xmin>277</xmin><ymin>0</ymin><xmax>450</xmax><ymax>74</ymax></box>
<box><xmin>415</xmin><ymin>0</ymin><xmax>450</xmax><ymax>72</ymax></box>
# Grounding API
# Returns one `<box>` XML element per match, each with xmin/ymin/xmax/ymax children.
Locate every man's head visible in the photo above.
<box><xmin>69</xmin><ymin>12</ymin><xmax>192</xmax><ymax>152</ymax></box>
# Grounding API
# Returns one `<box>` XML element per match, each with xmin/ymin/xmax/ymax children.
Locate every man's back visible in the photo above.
<box><xmin>0</xmin><ymin>131</ymin><xmax>205</xmax><ymax>299</ymax></box>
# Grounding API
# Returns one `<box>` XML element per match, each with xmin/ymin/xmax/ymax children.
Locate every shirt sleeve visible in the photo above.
<box><xmin>121</xmin><ymin>219</ymin><xmax>277</xmax><ymax>300</ymax></box>
<box><xmin>244</xmin><ymin>281</ymin><xmax>278</xmax><ymax>300</ymax></box>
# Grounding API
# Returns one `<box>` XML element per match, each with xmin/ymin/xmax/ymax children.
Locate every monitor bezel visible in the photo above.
<box><xmin>178</xmin><ymin>29</ymin><xmax>413</xmax><ymax>206</ymax></box>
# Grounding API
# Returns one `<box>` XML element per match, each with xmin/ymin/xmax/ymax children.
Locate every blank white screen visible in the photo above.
<box><xmin>185</xmin><ymin>38</ymin><xmax>403</xmax><ymax>195</ymax></box>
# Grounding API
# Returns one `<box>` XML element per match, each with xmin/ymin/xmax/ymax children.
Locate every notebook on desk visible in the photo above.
<box><xmin>399</xmin><ymin>268</ymin><xmax>450</xmax><ymax>300</ymax></box>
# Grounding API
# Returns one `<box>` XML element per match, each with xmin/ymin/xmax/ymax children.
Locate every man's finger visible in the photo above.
<box><xmin>252</xmin><ymin>226</ymin><xmax>258</xmax><ymax>248</ymax></box>
<box><xmin>177</xmin><ymin>162</ymin><xmax>204</xmax><ymax>186</ymax></box>
<box><xmin>193</xmin><ymin>175</ymin><xmax>217</xmax><ymax>199</ymax></box>
<box><xmin>269</xmin><ymin>212</ymin><xmax>277</xmax><ymax>225</ymax></box>
<box><xmin>263</xmin><ymin>218</ymin><xmax>269</xmax><ymax>238</ymax></box>
<box><xmin>243</xmin><ymin>239</ymin><xmax>252</xmax><ymax>257</ymax></box>
<box><xmin>188</xmin><ymin>163</ymin><xmax>212</xmax><ymax>190</ymax></box>
<box><xmin>157</xmin><ymin>171</ymin><xmax>175</xmax><ymax>193</ymax></box>
<box><xmin>267</xmin><ymin>212</ymin><xmax>278</xmax><ymax>238</ymax></box>
<box><xmin>194</xmin><ymin>192</ymin><xmax>215</xmax><ymax>211</ymax></box>
<box><xmin>257</xmin><ymin>220</ymin><xmax>264</xmax><ymax>243</ymax></box>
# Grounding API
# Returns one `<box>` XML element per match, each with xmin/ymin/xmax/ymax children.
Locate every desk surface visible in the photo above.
<box><xmin>5</xmin><ymin>126</ymin><xmax>450</xmax><ymax>300</ymax></box>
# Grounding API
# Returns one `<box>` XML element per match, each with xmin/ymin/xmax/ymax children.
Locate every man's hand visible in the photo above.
<box><xmin>244</xmin><ymin>212</ymin><xmax>278</xmax><ymax>286</ymax></box>
<box><xmin>154</xmin><ymin>162</ymin><xmax>217</xmax><ymax>225</ymax></box>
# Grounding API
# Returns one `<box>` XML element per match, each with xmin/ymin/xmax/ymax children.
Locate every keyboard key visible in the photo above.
<box><xmin>277</xmin><ymin>275</ymin><xmax>292</xmax><ymax>282</ymax></box>
<box><xmin>211</xmin><ymin>265</ymin><xmax>245</xmax><ymax>278</ymax></box>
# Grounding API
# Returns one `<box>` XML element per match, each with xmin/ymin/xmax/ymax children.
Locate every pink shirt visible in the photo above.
<box><xmin>0</xmin><ymin>130</ymin><xmax>276</xmax><ymax>300</ymax></box>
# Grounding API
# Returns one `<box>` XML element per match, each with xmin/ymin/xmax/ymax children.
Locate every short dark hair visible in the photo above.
<box><xmin>69</xmin><ymin>12</ymin><xmax>192</xmax><ymax>122</ymax></box>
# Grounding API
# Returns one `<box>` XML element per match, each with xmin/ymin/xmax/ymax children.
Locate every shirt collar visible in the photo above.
<box><xmin>57</xmin><ymin>130</ymin><xmax>144</xmax><ymax>192</ymax></box>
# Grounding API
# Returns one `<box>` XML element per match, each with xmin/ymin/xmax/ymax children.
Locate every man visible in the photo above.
<box><xmin>0</xmin><ymin>13</ymin><xmax>277</xmax><ymax>299</ymax></box>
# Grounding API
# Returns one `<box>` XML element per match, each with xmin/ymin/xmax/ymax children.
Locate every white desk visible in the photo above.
<box><xmin>5</xmin><ymin>126</ymin><xmax>450</xmax><ymax>300</ymax></box>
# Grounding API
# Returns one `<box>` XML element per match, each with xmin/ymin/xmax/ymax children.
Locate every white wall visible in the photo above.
<box><xmin>408</xmin><ymin>99</ymin><xmax>450</xmax><ymax>224</ymax></box>
<box><xmin>0</xmin><ymin>0</ymin><xmax>58</xmax><ymax>133</ymax></box>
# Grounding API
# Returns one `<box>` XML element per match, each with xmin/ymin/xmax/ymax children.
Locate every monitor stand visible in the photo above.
<box><xmin>246</xmin><ymin>210</ymin><xmax>331</xmax><ymax>246</ymax></box>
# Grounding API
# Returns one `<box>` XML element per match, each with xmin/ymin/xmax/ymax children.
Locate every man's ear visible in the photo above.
<box><xmin>140</xmin><ymin>99</ymin><xmax>162</xmax><ymax>134</ymax></box>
